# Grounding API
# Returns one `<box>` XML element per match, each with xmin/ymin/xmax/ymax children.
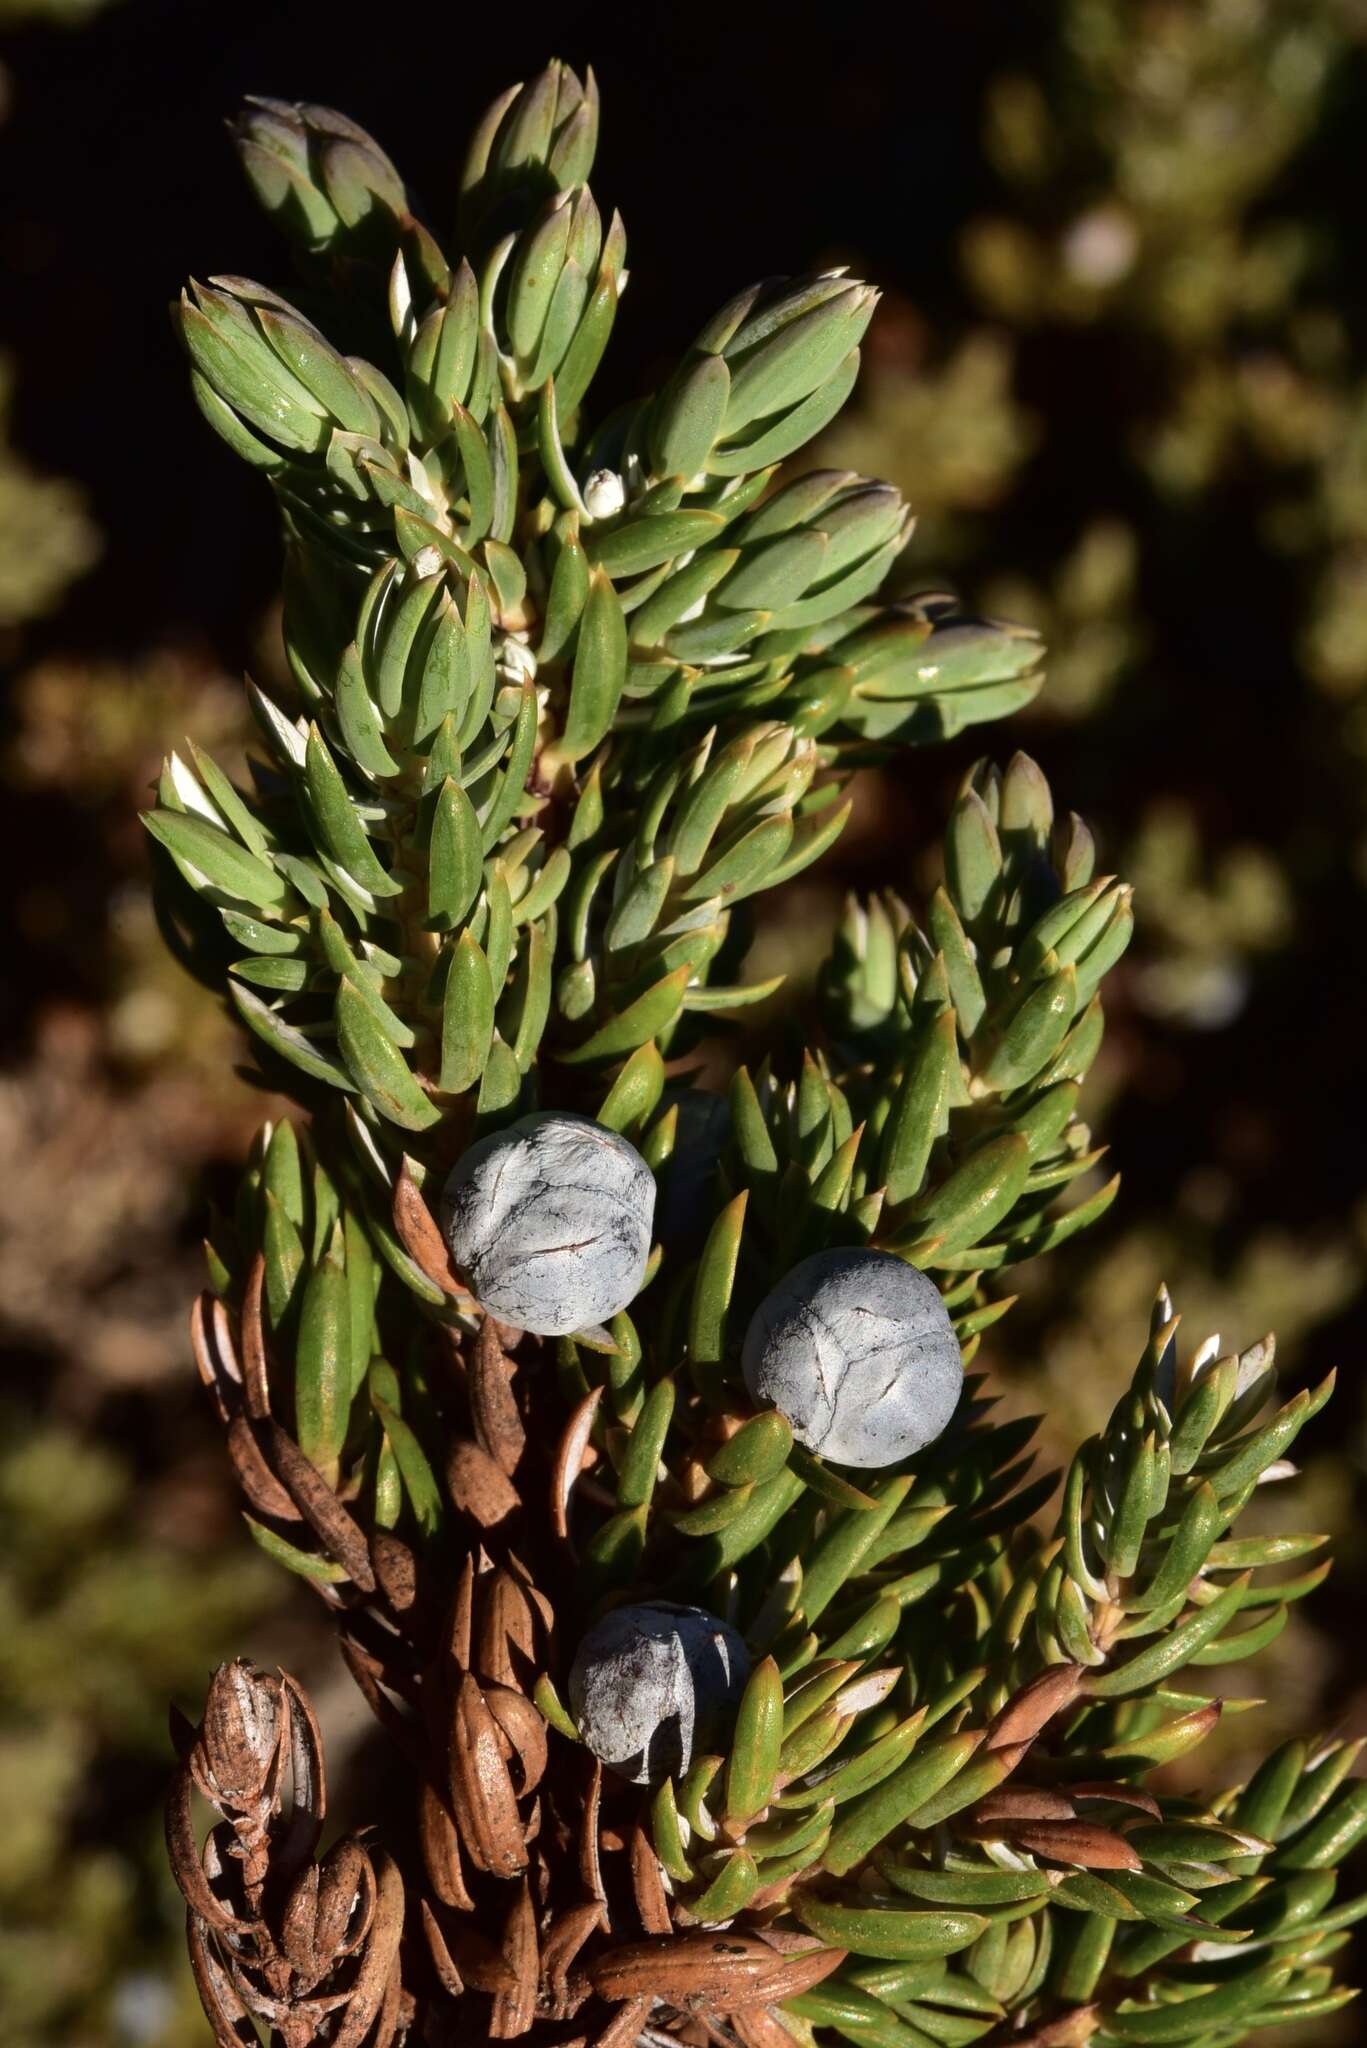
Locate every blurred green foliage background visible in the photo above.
<box><xmin>2</xmin><ymin>1</ymin><xmax>1365</xmax><ymax>2040</ymax></box>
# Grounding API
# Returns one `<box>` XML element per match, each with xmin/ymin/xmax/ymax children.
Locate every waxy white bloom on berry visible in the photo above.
<box><xmin>440</xmin><ymin>1111</ymin><xmax>654</xmax><ymax>1336</ymax></box>
<box><xmin>569</xmin><ymin>1601</ymin><xmax>750</xmax><ymax>1785</ymax></box>
<box><xmin>742</xmin><ymin>1248</ymin><xmax>962</xmax><ymax>1468</ymax></box>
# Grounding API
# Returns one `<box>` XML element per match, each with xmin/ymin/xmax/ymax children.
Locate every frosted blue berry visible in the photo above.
<box><xmin>568</xmin><ymin>1601</ymin><xmax>750</xmax><ymax>1786</ymax></box>
<box><xmin>440</xmin><ymin>1111</ymin><xmax>654</xmax><ymax>1336</ymax></box>
<box><xmin>742</xmin><ymin>1248</ymin><xmax>962</xmax><ymax>1469</ymax></box>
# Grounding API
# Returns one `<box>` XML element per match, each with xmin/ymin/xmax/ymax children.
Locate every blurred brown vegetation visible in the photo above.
<box><xmin>2</xmin><ymin>0</ymin><xmax>1366</xmax><ymax>2040</ymax></box>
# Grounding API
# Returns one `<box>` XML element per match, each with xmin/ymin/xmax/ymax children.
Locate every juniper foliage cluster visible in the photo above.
<box><xmin>147</xmin><ymin>61</ymin><xmax>1364</xmax><ymax>2048</ymax></box>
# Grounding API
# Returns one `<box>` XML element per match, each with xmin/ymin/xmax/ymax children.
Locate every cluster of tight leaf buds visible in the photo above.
<box><xmin>154</xmin><ymin>58</ymin><xmax>1362</xmax><ymax>2048</ymax></box>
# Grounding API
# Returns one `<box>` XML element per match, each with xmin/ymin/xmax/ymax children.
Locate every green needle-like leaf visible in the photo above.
<box><xmin>428</xmin><ymin>777</ymin><xmax>484</xmax><ymax>928</ymax></box>
<box><xmin>896</xmin><ymin>1134</ymin><xmax>1030</xmax><ymax>1256</ymax></box>
<box><xmin>1087</xmin><ymin>1573</ymin><xmax>1253</xmax><ymax>1698</ymax></box>
<box><xmin>595</xmin><ymin>1041</ymin><xmax>666</xmax><ymax>1134</ymax></box>
<box><xmin>440</xmin><ymin>929</ymin><xmax>495</xmax><ymax>1093</ymax></box>
<box><xmin>1102</xmin><ymin>1961</ymin><xmax>1294</xmax><ymax>2042</ymax></box>
<box><xmin>791</xmin><ymin>1889</ymin><xmax>987</xmax><ymax>1962</ymax></box>
<box><xmin>262</xmin><ymin>1190</ymin><xmax>305</xmax><ymax>1329</ymax></box>
<box><xmin>231</xmin><ymin>983</ymin><xmax>356</xmax><ymax>1092</ymax></box>
<box><xmin>688</xmin><ymin>1189</ymin><xmax>748</xmax><ymax>1391</ymax></box>
<box><xmin>144</xmin><ymin>807</ymin><xmax>292</xmax><ymax>910</ymax></box>
<box><xmin>878</xmin><ymin>1008</ymin><xmax>959</xmax><ymax>1205</ymax></box>
<box><xmin>614</xmin><ymin>1377</ymin><xmax>675</xmax><ymax>1508</ymax></box>
<box><xmin>588</xmin><ymin>509</ymin><xmax>725</xmax><ymax>576</ymax></box>
<box><xmin>371</xmin><ymin>1396</ymin><xmax>442</xmax><ymax>1537</ymax></box>
<box><xmin>294</xmin><ymin>1250</ymin><xmax>350</xmax><ymax>1476</ymax></box>
<box><xmin>560</xmin><ymin>567</ymin><xmax>626</xmax><ymax>761</ymax></box>
<box><xmin>689</xmin><ymin>1848</ymin><xmax>759</xmax><ymax>1921</ymax></box>
<box><xmin>336</xmin><ymin>978</ymin><xmax>441</xmax><ymax>1129</ymax></box>
<box><xmin>706</xmin><ymin>1410</ymin><xmax>793</xmax><ymax>1487</ymax></box>
<box><xmin>826</xmin><ymin>1729</ymin><xmax>985</xmax><ymax>1876</ymax></box>
<box><xmin>724</xmin><ymin>1656</ymin><xmax>784</xmax><ymax>1825</ymax></box>
<box><xmin>562</xmin><ymin>964</ymin><xmax>690</xmax><ymax>1063</ymax></box>
<box><xmin>304</xmin><ymin>725</ymin><xmax>402</xmax><ymax>896</ymax></box>
<box><xmin>245</xmin><ymin>1517</ymin><xmax>348</xmax><ymax>1582</ymax></box>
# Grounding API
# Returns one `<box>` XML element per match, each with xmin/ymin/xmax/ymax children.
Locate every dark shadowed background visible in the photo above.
<box><xmin>2</xmin><ymin>0</ymin><xmax>1366</xmax><ymax>2039</ymax></box>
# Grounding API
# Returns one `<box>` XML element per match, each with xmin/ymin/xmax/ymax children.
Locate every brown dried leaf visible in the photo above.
<box><xmin>489</xmin><ymin>1878</ymin><xmax>539</xmax><ymax>2038</ymax></box>
<box><xmin>369</xmin><ymin>1530</ymin><xmax>418</xmax><ymax>1613</ymax></box>
<box><xmin>552</xmin><ymin>1386</ymin><xmax>603</xmax><ymax>1548</ymax></box>
<box><xmin>201</xmin><ymin>1822</ymin><xmax>266</xmax><ymax>1928</ymax></box>
<box><xmin>165</xmin><ymin>1762</ymin><xmax>246</xmax><ymax>1937</ymax></box>
<box><xmin>508</xmin><ymin>1549</ymin><xmax>556</xmax><ymax>1638</ymax></box>
<box><xmin>447</xmin><ymin>1437</ymin><xmax>521</xmax><ymax>1528</ymax></box>
<box><xmin>985</xmin><ymin>1663</ymin><xmax>1085</xmax><ymax>1751</ymax></box>
<box><xmin>280</xmin><ymin>1864</ymin><xmax>322</xmax><ymax>1977</ymax></box>
<box><xmin>273</xmin><ymin>1672</ymin><xmax>328</xmax><ymax>1886</ymax></box>
<box><xmin>393</xmin><ymin>1160</ymin><xmax>472</xmax><ymax>1301</ymax></box>
<box><xmin>450</xmin><ymin>1673</ymin><xmax>528</xmax><ymax>1878</ymax></box>
<box><xmin>186</xmin><ymin>1911</ymin><xmax>255</xmax><ymax>2048</ymax></box>
<box><xmin>450</xmin><ymin>1922</ymin><xmax>519</xmax><ymax>1994</ymax></box>
<box><xmin>216</xmin><ymin>1964</ymin><xmax>299</xmax><ymax>2031</ymax></box>
<box><xmin>479</xmin><ymin>1567</ymin><xmax>539</xmax><ymax>1691</ymax></box>
<box><xmin>281</xmin><ymin>1672</ymin><xmax>326</xmax><ymax>1816</ymax></box>
<box><xmin>448</xmin><ymin>1552</ymin><xmax>477</xmax><ymax>1672</ymax></box>
<box><xmin>973</xmin><ymin>1786</ymin><xmax>1077</xmax><ymax>1824</ymax></box>
<box><xmin>190</xmin><ymin>1291</ymin><xmax>236</xmax><ymax>1425</ymax></box>
<box><xmin>629</xmin><ymin>1820</ymin><xmax>672</xmax><ymax>1936</ymax></box>
<box><xmin>331</xmin><ymin>1849</ymin><xmax>404</xmax><ymax>2048</ymax></box>
<box><xmin>372</xmin><ymin>1952</ymin><xmax>404</xmax><ymax>2048</ymax></box>
<box><xmin>198</xmin><ymin>1660</ymin><xmax>283</xmax><ymax>1811</ymax></box>
<box><xmin>316</xmin><ymin>1838</ymin><xmax>373</xmax><ymax>1966</ymax></box>
<box><xmin>754</xmin><ymin>1928</ymin><xmax>829</xmax><ymax>1955</ymax></box>
<box><xmin>731</xmin><ymin>2010</ymin><xmax>814</xmax><ymax>2048</ymax></box>
<box><xmin>589</xmin><ymin>1932</ymin><xmax>791</xmax><ymax>2006</ymax></box>
<box><xmin>420</xmin><ymin>1898</ymin><xmax>466</xmax><ymax>1998</ymax></box>
<box><xmin>1069</xmin><ymin>1781</ymin><xmax>1162</xmax><ymax>1817</ymax></box>
<box><xmin>484</xmin><ymin>1683</ymin><xmax>549</xmax><ymax>1798</ymax></box>
<box><xmin>542</xmin><ymin>1900</ymin><xmax>607</xmax><ymax>2016</ymax></box>
<box><xmin>592</xmin><ymin>1995</ymin><xmax>651</xmax><ymax>2048</ymax></box>
<box><xmin>999</xmin><ymin>1820</ymin><xmax>1142</xmax><ymax>1871</ymax></box>
<box><xmin>580</xmin><ymin>1758</ymin><xmax>606</xmax><ymax>1910</ymax></box>
<box><xmin>266</xmin><ymin>1423</ymin><xmax>376</xmax><ymax>1591</ymax></box>
<box><xmin>743</xmin><ymin>1945</ymin><xmax>847</xmax><ymax>2008</ymax></box>
<box><xmin>228</xmin><ymin>1415</ymin><xmax>300</xmax><ymax>1522</ymax></box>
<box><xmin>337</xmin><ymin>1637</ymin><xmax>427</xmax><ymax>1776</ymax></box>
<box><xmin>469</xmin><ymin>1315</ymin><xmax>527</xmax><ymax>1477</ymax></box>
<box><xmin>747</xmin><ymin>1873</ymin><xmax>806</xmax><ymax>1914</ymax></box>
<box><xmin>214</xmin><ymin>1961</ymin><xmax>291</xmax><ymax>2032</ymax></box>
<box><xmin>348</xmin><ymin>1625</ymin><xmax>425</xmax><ymax>1714</ymax></box>
<box><xmin>169</xmin><ymin>1702</ymin><xmax>197</xmax><ymax>1763</ymax></box>
<box><xmin>419</xmin><ymin>1779</ymin><xmax>476</xmax><ymax>1913</ymax></box>
<box><xmin>240</xmin><ymin>1252</ymin><xmax>271</xmax><ymax>1419</ymax></box>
